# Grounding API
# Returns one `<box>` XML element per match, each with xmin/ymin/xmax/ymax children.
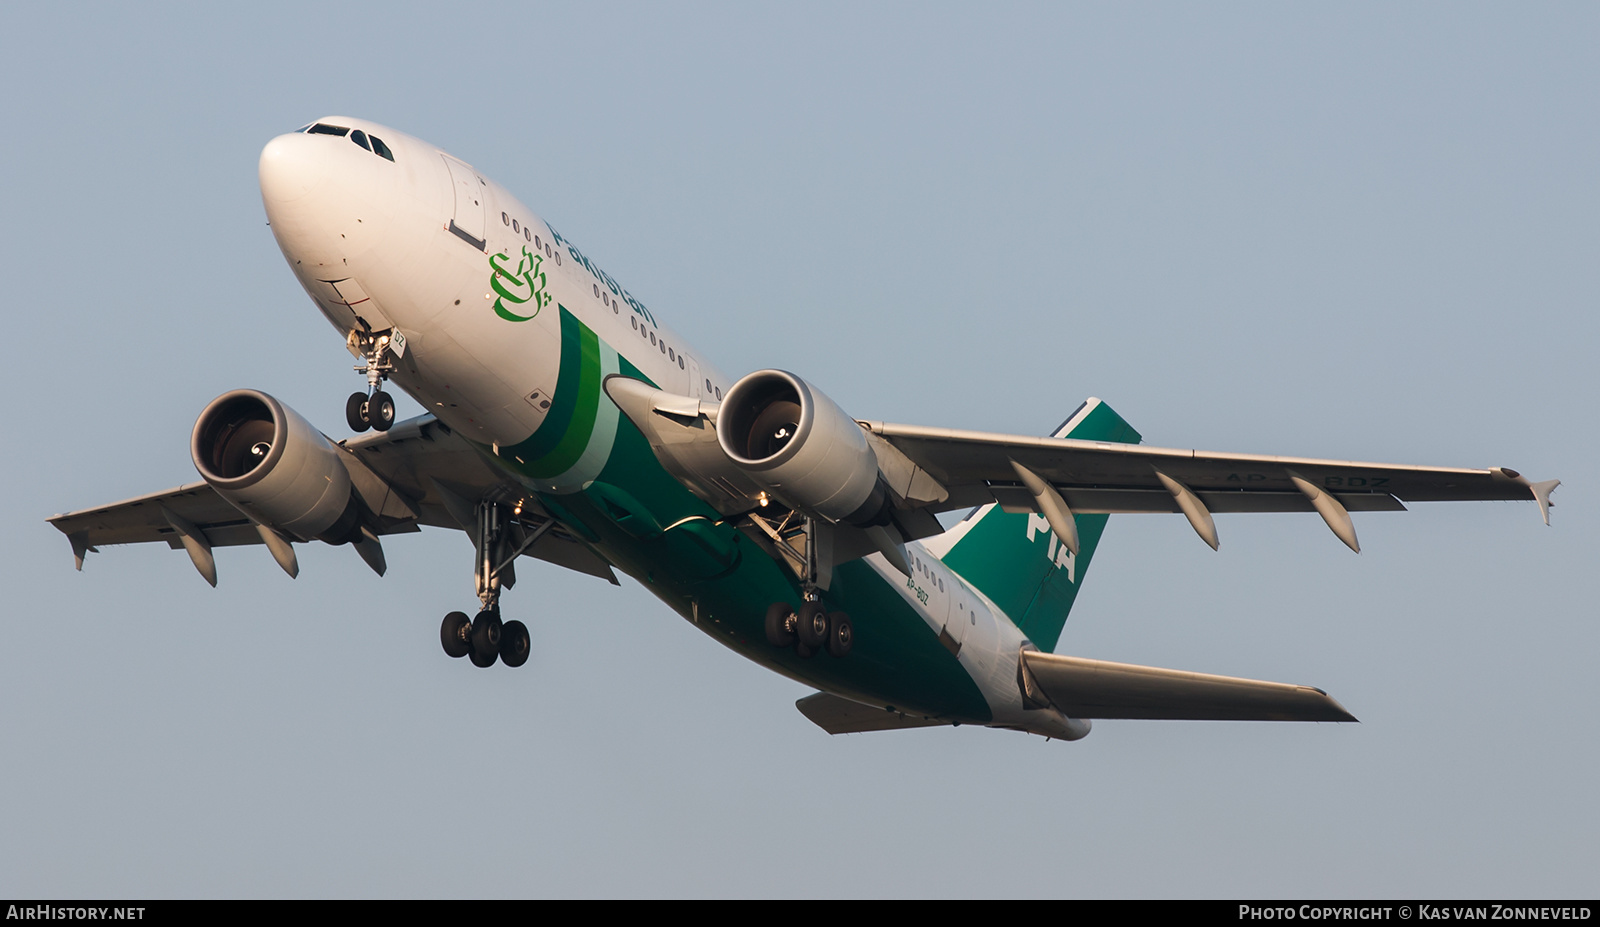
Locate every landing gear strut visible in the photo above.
<box><xmin>763</xmin><ymin>516</ymin><xmax>853</xmax><ymax>659</ymax></box>
<box><xmin>437</xmin><ymin>499</ymin><xmax>552</xmax><ymax>669</ymax></box>
<box><xmin>346</xmin><ymin>329</ymin><xmax>399</xmax><ymax>432</ymax></box>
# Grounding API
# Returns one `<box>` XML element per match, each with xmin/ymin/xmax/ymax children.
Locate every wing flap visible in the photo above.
<box><xmin>1020</xmin><ymin>650</ymin><xmax>1356</xmax><ymax>722</ymax></box>
<box><xmin>988</xmin><ymin>485</ymin><xmax>1407</xmax><ymax>515</ymax></box>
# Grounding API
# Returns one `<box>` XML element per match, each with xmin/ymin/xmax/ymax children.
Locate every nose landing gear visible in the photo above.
<box><xmin>346</xmin><ymin>390</ymin><xmax>395</xmax><ymax>433</ymax></box>
<box><xmin>345</xmin><ymin>329</ymin><xmax>400</xmax><ymax>433</ymax></box>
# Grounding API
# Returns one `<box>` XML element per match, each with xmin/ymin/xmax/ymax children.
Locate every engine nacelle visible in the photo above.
<box><xmin>191</xmin><ymin>390</ymin><xmax>361</xmax><ymax>543</ymax></box>
<box><xmin>715</xmin><ymin>370</ymin><xmax>888</xmax><ymax>525</ymax></box>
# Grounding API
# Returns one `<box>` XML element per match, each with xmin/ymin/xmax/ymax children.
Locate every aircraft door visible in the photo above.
<box><xmin>940</xmin><ymin>574</ymin><xmax>966</xmax><ymax>651</ymax></box>
<box><xmin>442</xmin><ymin>155</ymin><xmax>486</xmax><ymax>250</ymax></box>
<box><xmin>688</xmin><ymin>358</ymin><xmax>701</xmax><ymax>398</ymax></box>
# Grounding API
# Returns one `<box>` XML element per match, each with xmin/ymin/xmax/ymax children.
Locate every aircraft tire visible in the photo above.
<box><xmin>440</xmin><ymin>610</ymin><xmax>472</xmax><ymax>658</ymax></box>
<box><xmin>764</xmin><ymin>602</ymin><xmax>797</xmax><ymax>647</ymax></box>
<box><xmin>500</xmin><ymin>620</ymin><xmax>531</xmax><ymax>668</ymax></box>
<box><xmin>369</xmin><ymin>390</ymin><xmax>396</xmax><ymax>432</ymax></box>
<box><xmin>469</xmin><ymin>647</ymin><xmax>498</xmax><ymax>668</ymax></box>
<box><xmin>346</xmin><ymin>392</ymin><xmax>371</xmax><ymax>433</ymax></box>
<box><xmin>795</xmin><ymin>640</ymin><xmax>817</xmax><ymax>659</ymax></box>
<box><xmin>471</xmin><ymin>609</ymin><xmax>502</xmax><ymax>662</ymax></box>
<box><xmin>796</xmin><ymin>602</ymin><xmax>829</xmax><ymax>650</ymax></box>
<box><xmin>826</xmin><ymin>611</ymin><xmax>853</xmax><ymax>658</ymax></box>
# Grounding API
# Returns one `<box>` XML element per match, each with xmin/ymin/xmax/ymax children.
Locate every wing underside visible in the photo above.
<box><xmin>1019</xmin><ymin>650</ymin><xmax>1357</xmax><ymax>722</ymax></box>
<box><xmin>864</xmin><ymin>413</ymin><xmax>1556</xmax><ymax>516</ymax></box>
<box><xmin>48</xmin><ymin>414</ymin><xmax>618</xmax><ymax>584</ymax></box>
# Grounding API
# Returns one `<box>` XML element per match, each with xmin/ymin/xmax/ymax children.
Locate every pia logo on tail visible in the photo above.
<box><xmin>1026</xmin><ymin>513</ymin><xmax>1077</xmax><ymax>583</ymax></box>
<box><xmin>488</xmin><ymin>246</ymin><xmax>553</xmax><ymax>322</ymax></box>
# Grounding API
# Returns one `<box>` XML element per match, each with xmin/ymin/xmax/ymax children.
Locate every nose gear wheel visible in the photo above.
<box><xmin>346</xmin><ymin>329</ymin><xmax>399</xmax><ymax>432</ymax></box>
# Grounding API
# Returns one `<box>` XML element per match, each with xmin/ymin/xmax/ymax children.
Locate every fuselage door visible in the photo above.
<box><xmin>947</xmin><ymin>582</ymin><xmax>978</xmax><ymax>651</ymax></box>
<box><xmin>442</xmin><ymin>154</ymin><xmax>486</xmax><ymax>250</ymax></box>
<box><xmin>688</xmin><ymin>358</ymin><xmax>701</xmax><ymax>398</ymax></box>
<box><xmin>940</xmin><ymin>574</ymin><xmax>966</xmax><ymax>652</ymax></box>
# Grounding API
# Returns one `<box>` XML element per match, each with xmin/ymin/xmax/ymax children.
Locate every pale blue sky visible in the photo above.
<box><xmin>2</xmin><ymin>3</ymin><xmax>1594</xmax><ymax>897</ymax></box>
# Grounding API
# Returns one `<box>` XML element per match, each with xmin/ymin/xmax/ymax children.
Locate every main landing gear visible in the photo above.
<box><xmin>438</xmin><ymin>499</ymin><xmax>550</xmax><ymax>669</ymax></box>
<box><xmin>763</xmin><ymin>517</ymin><xmax>853</xmax><ymax>659</ymax></box>
<box><xmin>345</xmin><ymin>329</ymin><xmax>398</xmax><ymax>433</ymax></box>
<box><xmin>441</xmin><ymin>609</ymin><xmax>530</xmax><ymax>668</ymax></box>
<box><xmin>766</xmin><ymin>600</ymin><xmax>852</xmax><ymax>658</ymax></box>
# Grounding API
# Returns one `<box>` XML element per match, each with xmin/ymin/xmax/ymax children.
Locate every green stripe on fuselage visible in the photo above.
<box><xmin>500</xmin><ymin>336</ymin><xmax>992</xmax><ymax>723</ymax></box>
<box><xmin>506</xmin><ymin>305</ymin><xmax>594</xmax><ymax>473</ymax></box>
<box><xmin>526</xmin><ymin>316</ymin><xmax>601</xmax><ymax>478</ymax></box>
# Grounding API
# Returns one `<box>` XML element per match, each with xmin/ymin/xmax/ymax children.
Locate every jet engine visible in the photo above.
<box><xmin>191</xmin><ymin>389</ymin><xmax>362</xmax><ymax>543</ymax></box>
<box><xmin>715</xmin><ymin>370</ymin><xmax>889</xmax><ymax>525</ymax></box>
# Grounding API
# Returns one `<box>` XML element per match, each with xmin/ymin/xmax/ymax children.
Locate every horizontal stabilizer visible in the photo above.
<box><xmin>795</xmin><ymin>692</ymin><xmax>948</xmax><ymax>734</ymax></box>
<box><xmin>1019</xmin><ymin>650</ymin><xmax>1356</xmax><ymax>722</ymax></box>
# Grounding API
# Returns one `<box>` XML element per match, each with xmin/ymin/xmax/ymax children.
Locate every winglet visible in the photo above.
<box><xmin>1529</xmin><ymin>479</ymin><xmax>1560</xmax><ymax>526</ymax></box>
<box><xmin>1493</xmin><ymin>468</ymin><xmax>1560</xmax><ymax>526</ymax></box>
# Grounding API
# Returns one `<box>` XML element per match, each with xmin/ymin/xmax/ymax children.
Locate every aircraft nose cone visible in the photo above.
<box><xmin>259</xmin><ymin>133</ymin><xmax>329</xmax><ymax>207</ymax></box>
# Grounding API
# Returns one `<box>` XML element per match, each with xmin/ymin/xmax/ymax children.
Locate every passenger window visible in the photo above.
<box><xmin>368</xmin><ymin>135</ymin><xmax>395</xmax><ymax>161</ymax></box>
<box><xmin>593</xmin><ymin>284</ymin><xmax>600</xmax><ymax>297</ymax></box>
<box><xmin>715</xmin><ymin>387</ymin><xmax>722</xmax><ymax>399</ymax></box>
<box><xmin>350</xmin><ymin>130</ymin><xmax>372</xmax><ymax>151</ymax></box>
<box><xmin>678</xmin><ymin>356</ymin><xmax>685</xmax><ymax>369</ymax></box>
<box><xmin>668</xmin><ymin>347</ymin><xmax>675</xmax><ymax>361</ymax></box>
<box><xmin>544</xmin><ymin>244</ymin><xmax>552</xmax><ymax>258</ymax></box>
<box><xmin>524</xmin><ymin>228</ymin><xmax>531</xmax><ymax>241</ymax></box>
<box><xmin>502</xmin><ymin>212</ymin><xmax>510</xmax><ymax>226</ymax></box>
<box><xmin>650</xmin><ymin>332</ymin><xmax>657</xmax><ymax>346</ymax></box>
<box><xmin>534</xmin><ymin>236</ymin><xmax>542</xmax><ymax>249</ymax></box>
<box><xmin>631</xmin><ymin>317</ymin><xmax>638</xmax><ymax>330</ymax></box>
<box><xmin>513</xmin><ymin>219</ymin><xmax>520</xmax><ymax>233</ymax></box>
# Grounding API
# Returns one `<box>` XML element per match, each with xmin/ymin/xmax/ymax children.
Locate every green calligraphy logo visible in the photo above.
<box><xmin>488</xmin><ymin>246</ymin><xmax>552</xmax><ymax>322</ymax></box>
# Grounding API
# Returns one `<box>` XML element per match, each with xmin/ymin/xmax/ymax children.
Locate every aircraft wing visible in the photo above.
<box><xmin>1019</xmin><ymin>650</ymin><xmax>1356</xmax><ymax>722</ymax></box>
<box><xmin>48</xmin><ymin>414</ymin><xmax>618</xmax><ymax>584</ymax></box>
<box><xmin>859</xmin><ymin>404</ymin><xmax>1557</xmax><ymax>550</ymax></box>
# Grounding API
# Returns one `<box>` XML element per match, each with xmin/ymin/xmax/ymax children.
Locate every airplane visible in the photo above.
<box><xmin>48</xmin><ymin>117</ymin><xmax>1560</xmax><ymax>742</ymax></box>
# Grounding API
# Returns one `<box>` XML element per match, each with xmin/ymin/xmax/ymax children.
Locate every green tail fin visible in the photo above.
<box><xmin>934</xmin><ymin>398</ymin><xmax>1141</xmax><ymax>652</ymax></box>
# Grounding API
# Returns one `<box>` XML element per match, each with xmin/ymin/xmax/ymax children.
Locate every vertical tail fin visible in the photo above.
<box><xmin>933</xmin><ymin>398</ymin><xmax>1141</xmax><ymax>652</ymax></box>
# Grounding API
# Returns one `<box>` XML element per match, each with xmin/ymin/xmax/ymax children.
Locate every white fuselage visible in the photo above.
<box><xmin>259</xmin><ymin>117</ymin><xmax>1080</xmax><ymax>739</ymax></box>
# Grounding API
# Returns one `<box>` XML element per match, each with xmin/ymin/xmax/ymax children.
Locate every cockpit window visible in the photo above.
<box><xmin>307</xmin><ymin>123</ymin><xmax>350</xmax><ymax>137</ymax></box>
<box><xmin>368</xmin><ymin>135</ymin><xmax>395</xmax><ymax>162</ymax></box>
<box><xmin>295</xmin><ymin>123</ymin><xmax>313</xmax><ymax>133</ymax></box>
<box><xmin>350</xmin><ymin>129</ymin><xmax>372</xmax><ymax>151</ymax></box>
